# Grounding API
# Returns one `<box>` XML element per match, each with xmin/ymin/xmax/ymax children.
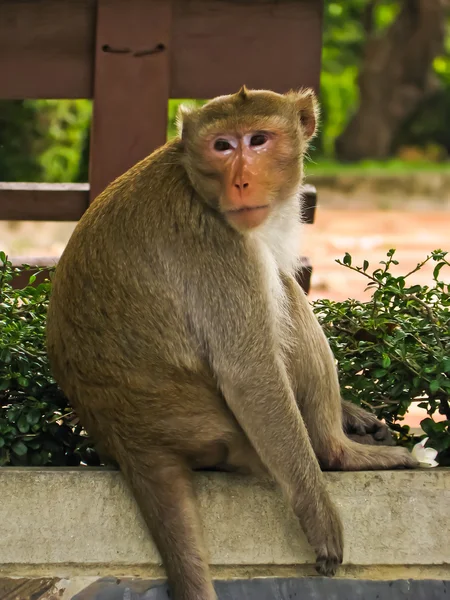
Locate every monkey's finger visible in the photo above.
<box><xmin>373</xmin><ymin>423</ymin><xmax>392</xmax><ymax>440</ymax></box>
<box><xmin>350</xmin><ymin>421</ymin><xmax>367</xmax><ymax>436</ymax></box>
<box><xmin>315</xmin><ymin>553</ymin><xmax>342</xmax><ymax>577</ymax></box>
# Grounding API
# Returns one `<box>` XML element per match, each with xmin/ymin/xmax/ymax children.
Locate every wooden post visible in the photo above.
<box><xmin>89</xmin><ymin>0</ymin><xmax>172</xmax><ymax>201</ymax></box>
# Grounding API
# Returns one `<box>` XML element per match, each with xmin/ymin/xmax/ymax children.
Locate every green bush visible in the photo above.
<box><xmin>313</xmin><ymin>249</ymin><xmax>450</xmax><ymax>465</ymax></box>
<box><xmin>0</xmin><ymin>252</ymin><xmax>99</xmax><ymax>466</ymax></box>
<box><xmin>0</xmin><ymin>250</ymin><xmax>448</xmax><ymax>467</ymax></box>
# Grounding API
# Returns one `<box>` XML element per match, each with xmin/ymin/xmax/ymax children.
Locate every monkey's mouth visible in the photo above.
<box><xmin>226</xmin><ymin>205</ymin><xmax>269</xmax><ymax>215</ymax></box>
<box><xmin>225</xmin><ymin>205</ymin><xmax>270</xmax><ymax>229</ymax></box>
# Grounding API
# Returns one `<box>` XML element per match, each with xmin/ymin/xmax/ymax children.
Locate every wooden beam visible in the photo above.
<box><xmin>9</xmin><ymin>257</ymin><xmax>56</xmax><ymax>290</ymax></box>
<box><xmin>0</xmin><ymin>0</ymin><xmax>95</xmax><ymax>100</ymax></box>
<box><xmin>171</xmin><ymin>0</ymin><xmax>323</xmax><ymax>98</ymax></box>
<box><xmin>0</xmin><ymin>183</ymin><xmax>89</xmax><ymax>221</ymax></box>
<box><xmin>0</xmin><ymin>0</ymin><xmax>323</xmax><ymax>100</ymax></box>
<box><xmin>88</xmin><ymin>0</ymin><xmax>173</xmax><ymax>199</ymax></box>
<box><xmin>0</xmin><ymin>183</ymin><xmax>316</xmax><ymax>224</ymax></box>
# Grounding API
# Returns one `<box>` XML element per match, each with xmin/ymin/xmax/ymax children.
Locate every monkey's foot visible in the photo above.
<box><xmin>302</xmin><ymin>495</ymin><xmax>344</xmax><ymax>578</ymax></box>
<box><xmin>314</xmin><ymin>516</ymin><xmax>343</xmax><ymax>577</ymax></box>
<box><xmin>347</xmin><ymin>431</ymin><xmax>395</xmax><ymax>447</ymax></box>
<box><xmin>340</xmin><ymin>443</ymin><xmax>419</xmax><ymax>471</ymax></box>
<box><xmin>379</xmin><ymin>445</ymin><xmax>419</xmax><ymax>469</ymax></box>
<box><xmin>315</xmin><ymin>550</ymin><xmax>342</xmax><ymax>577</ymax></box>
<box><xmin>343</xmin><ymin>402</ymin><xmax>394</xmax><ymax>446</ymax></box>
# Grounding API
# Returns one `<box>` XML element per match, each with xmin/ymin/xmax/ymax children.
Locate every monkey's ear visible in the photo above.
<box><xmin>176</xmin><ymin>103</ymin><xmax>196</xmax><ymax>139</ymax></box>
<box><xmin>289</xmin><ymin>88</ymin><xmax>319</xmax><ymax>140</ymax></box>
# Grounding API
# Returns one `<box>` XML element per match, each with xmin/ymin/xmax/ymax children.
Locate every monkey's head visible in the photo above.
<box><xmin>177</xmin><ymin>86</ymin><xmax>318</xmax><ymax>231</ymax></box>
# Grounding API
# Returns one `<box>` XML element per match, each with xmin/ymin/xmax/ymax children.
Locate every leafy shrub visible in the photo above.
<box><xmin>313</xmin><ymin>249</ymin><xmax>450</xmax><ymax>465</ymax></box>
<box><xmin>0</xmin><ymin>252</ymin><xmax>99</xmax><ymax>466</ymax></box>
<box><xmin>0</xmin><ymin>249</ymin><xmax>448</xmax><ymax>467</ymax></box>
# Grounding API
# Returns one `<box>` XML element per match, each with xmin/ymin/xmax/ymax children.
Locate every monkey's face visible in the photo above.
<box><xmin>203</xmin><ymin>126</ymin><xmax>297</xmax><ymax>231</ymax></box>
<box><xmin>179</xmin><ymin>87</ymin><xmax>318</xmax><ymax>233</ymax></box>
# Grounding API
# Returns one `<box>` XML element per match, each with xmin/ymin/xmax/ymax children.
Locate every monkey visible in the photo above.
<box><xmin>342</xmin><ymin>399</ymin><xmax>396</xmax><ymax>446</ymax></box>
<box><xmin>46</xmin><ymin>86</ymin><xmax>418</xmax><ymax>600</ymax></box>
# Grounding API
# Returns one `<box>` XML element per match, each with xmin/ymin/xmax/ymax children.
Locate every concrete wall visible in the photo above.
<box><xmin>1</xmin><ymin>467</ymin><xmax>449</xmax><ymax>599</ymax></box>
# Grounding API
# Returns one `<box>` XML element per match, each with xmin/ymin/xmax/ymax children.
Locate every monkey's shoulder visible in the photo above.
<box><xmin>80</xmin><ymin>140</ymin><xmax>192</xmax><ymax>228</ymax></box>
<box><xmin>106</xmin><ymin>140</ymin><xmax>187</xmax><ymax>203</ymax></box>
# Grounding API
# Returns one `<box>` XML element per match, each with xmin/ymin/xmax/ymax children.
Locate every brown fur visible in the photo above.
<box><xmin>46</xmin><ymin>88</ymin><xmax>417</xmax><ymax>600</ymax></box>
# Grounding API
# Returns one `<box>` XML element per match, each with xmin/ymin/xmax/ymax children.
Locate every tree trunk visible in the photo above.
<box><xmin>335</xmin><ymin>0</ymin><xmax>446</xmax><ymax>162</ymax></box>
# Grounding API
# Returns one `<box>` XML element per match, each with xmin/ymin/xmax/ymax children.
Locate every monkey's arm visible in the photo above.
<box><xmin>185</xmin><ymin>243</ymin><xmax>343</xmax><ymax>575</ymax></box>
<box><xmin>342</xmin><ymin>400</ymin><xmax>395</xmax><ymax>446</ymax></box>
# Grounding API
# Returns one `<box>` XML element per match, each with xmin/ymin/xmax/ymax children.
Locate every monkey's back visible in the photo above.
<box><xmin>46</xmin><ymin>140</ymin><xmax>234</xmax><ymax>436</ymax></box>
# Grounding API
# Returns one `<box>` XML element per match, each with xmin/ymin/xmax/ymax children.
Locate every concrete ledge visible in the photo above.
<box><xmin>1</xmin><ymin>467</ymin><xmax>449</xmax><ymax>578</ymax></box>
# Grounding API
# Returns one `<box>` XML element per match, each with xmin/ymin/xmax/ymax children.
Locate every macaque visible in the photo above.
<box><xmin>46</xmin><ymin>86</ymin><xmax>417</xmax><ymax>600</ymax></box>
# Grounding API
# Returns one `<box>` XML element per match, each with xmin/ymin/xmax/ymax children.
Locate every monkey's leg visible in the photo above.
<box><xmin>217</xmin><ymin>370</ymin><xmax>343</xmax><ymax>575</ymax></box>
<box><xmin>342</xmin><ymin>400</ymin><xmax>395</xmax><ymax>446</ymax></box>
<box><xmin>184</xmin><ymin>261</ymin><xmax>344</xmax><ymax>575</ymax></box>
<box><xmin>284</xmin><ymin>276</ymin><xmax>418</xmax><ymax>470</ymax></box>
<box><xmin>117</xmin><ymin>451</ymin><xmax>217</xmax><ymax>600</ymax></box>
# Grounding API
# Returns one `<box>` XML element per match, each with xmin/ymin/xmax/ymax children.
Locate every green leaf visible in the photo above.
<box><xmin>6</xmin><ymin>408</ymin><xmax>20</xmax><ymax>423</ymax></box>
<box><xmin>343</xmin><ymin>253</ymin><xmax>352</xmax><ymax>266</ymax></box>
<box><xmin>405</xmin><ymin>284</ymin><xmax>421</xmax><ymax>294</ymax></box>
<box><xmin>373</xmin><ymin>369</ymin><xmax>387</xmax><ymax>378</ymax></box>
<box><xmin>26</xmin><ymin>408</ymin><xmax>41</xmax><ymax>426</ymax></box>
<box><xmin>429</xmin><ymin>380</ymin><xmax>441</xmax><ymax>393</ymax></box>
<box><xmin>382</xmin><ymin>354</ymin><xmax>391</xmax><ymax>368</ymax></box>
<box><xmin>17</xmin><ymin>413</ymin><xmax>30</xmax><ymax>434</ymax></box>
<box><xmin>433</xmin><ymin>262</ymin><xmax>446</xmax><ymax>281</ymax></box>
<box><xmin>11</xmin><ymin>441</ymin><xmax>28</xmax><ymax>456</ymax></box>
<box><xmin>0</xmin><ymin>251</ymin><xmax>6</xmax><ymax>264</ymax></box>
<box><xmin>0</xmin><ymin>349</ymin><xmax>12</xmax><ymax>364</ymax></box>
<box><xmin>0</xmin><ymin>437</ymin><xmax>5</xmax><ymax>449</ymax></box>
<box><xmin>363</xmin><ymin>260</ymin><xmax>369</xmax><ymax>272</ymax></box>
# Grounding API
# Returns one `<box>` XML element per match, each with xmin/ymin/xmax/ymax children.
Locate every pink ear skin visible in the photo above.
<box><xmin>291</xmin><ymin>89</ymin><xmax>319</xmax><ymax>140</ymax></box>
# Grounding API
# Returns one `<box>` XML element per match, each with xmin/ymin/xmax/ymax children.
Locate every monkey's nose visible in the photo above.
<box><xmin>234</xmin><ymin>182</ymin><xmax>249</xmax><ymax>191</ymax></box>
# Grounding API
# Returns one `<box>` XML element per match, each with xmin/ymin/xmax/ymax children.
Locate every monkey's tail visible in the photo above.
<box><xmin>119</xmin><ymin>452</ymin><xmax>217</xmax><ymax>600</ymax></box>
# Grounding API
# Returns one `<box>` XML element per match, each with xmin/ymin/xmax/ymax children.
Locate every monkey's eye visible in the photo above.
<box><xmin>250</xmin><ymin>133</ymin><xmax>268</xmax><ymax>147</ymax></box>
<box><xmin>214</xmin><ymin>139</ymin><xmax>233</xmax><ymax>152</ymax></box>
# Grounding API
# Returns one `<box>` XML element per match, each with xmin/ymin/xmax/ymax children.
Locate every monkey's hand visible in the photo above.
<box><xmin>342</xmin><ymin>400</ymin><xmax>395</xmax><ymax>446</ymax></box>
<box><xmin>302</xmin><ymin>490</ymin><xmax>344</xmax><ymax>577</ymax></box>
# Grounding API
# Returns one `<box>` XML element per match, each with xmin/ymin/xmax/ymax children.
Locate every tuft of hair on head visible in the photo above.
<box><xmin>236</xmin><ymin>85</ymin><xmax>249</xmax><ymax>100</ymax></box>
<box><xmin>286</xmin><ymin>88</ymin><xmax>320</xmax><ymax>141</ymax></box>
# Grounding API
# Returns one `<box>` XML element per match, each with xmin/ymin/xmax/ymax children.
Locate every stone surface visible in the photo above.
<box><xmin>71</xmin><ymin>577</ymin><xmax>449</xmax><ymax>600</ymax></box>
<box><xmin>1</xmin><ymin>467</ymin><xmax>449</xmax><ymax>571</ymax></box>
<box><xmin>0</xmin><ymin>577</ymin><xmax>449</xmax><ymax>599</ymax></box>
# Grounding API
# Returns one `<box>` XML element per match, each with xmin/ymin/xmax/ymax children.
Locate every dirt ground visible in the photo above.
<box><xmin>304</xmin><ymin>206</ymin><xmax>450</xmax><ymax>303</ymax></box>
<box><xmin>1</xmin><ymin>196</ymin><xmax>449</xmax><ymax>433</ymax></box>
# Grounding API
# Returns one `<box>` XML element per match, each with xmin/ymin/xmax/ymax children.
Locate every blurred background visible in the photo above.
<box><xmin>1</xmin><ymin>0</ymin><xmax>449</xmax><ymax>307</ymax></box>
